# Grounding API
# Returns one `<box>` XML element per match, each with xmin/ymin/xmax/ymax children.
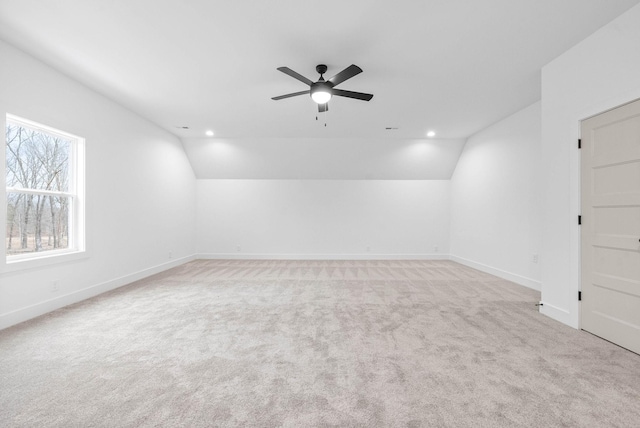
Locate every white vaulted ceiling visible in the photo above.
<box><xmin>1</xmin><ymin>0</ymin><xmax>639</xmax><ymax>178</ymax></box>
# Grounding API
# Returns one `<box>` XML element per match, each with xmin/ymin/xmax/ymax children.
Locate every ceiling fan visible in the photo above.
<box><xmin>272</xmin><ymin>64</ymin><xmax>373</xmax><ymax>113</ymax></box>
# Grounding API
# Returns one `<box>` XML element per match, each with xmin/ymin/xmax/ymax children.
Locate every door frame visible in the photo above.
<box><xmin>578</xmin><ymin>96</ymin><xmax>640</xmax><ymax>330</ymax></box>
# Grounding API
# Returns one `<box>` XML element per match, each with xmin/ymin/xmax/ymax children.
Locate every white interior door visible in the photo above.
<box><xmin>581</xmin><ymin>98</ymin><xmax>640</xmax><ymax>354</ymax></box>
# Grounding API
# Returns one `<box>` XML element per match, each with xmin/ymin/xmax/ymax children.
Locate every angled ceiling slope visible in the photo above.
<box><xmin>183</xmin><ymin>138</ymin><xmax>467</xmax><ymax>180</ymax></box>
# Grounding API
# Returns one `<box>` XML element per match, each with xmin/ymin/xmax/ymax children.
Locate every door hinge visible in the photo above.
<box><xmin>578</xmin><ymin>215</ymin><xmax>582</xmax><ymax>225</ymax></box>
<box><xmin>578</xmin><ymin>291</ymin><xmax>582</xmax><ymax>301</ymax></box>
<box><xmin>578</xmin><ymin>139</ymin><xmax>582</xmax><ymax>149</ymax></box>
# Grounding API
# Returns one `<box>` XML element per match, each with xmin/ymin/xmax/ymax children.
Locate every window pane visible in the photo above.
<box><xmin>6</xmin><ymin>192</ymin><xmax>70</xmax><ymax>256</ymax></box>
<box><xmin>6</xmin><ymin>123</ymin><xmax>70</xmax><ymax>192</ymax></box>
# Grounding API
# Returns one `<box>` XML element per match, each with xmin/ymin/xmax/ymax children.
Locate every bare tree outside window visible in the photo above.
<box><xmin>5</xmin><ymin>120</ymin><xmax>74</xmax><ymax>257</ymax></box>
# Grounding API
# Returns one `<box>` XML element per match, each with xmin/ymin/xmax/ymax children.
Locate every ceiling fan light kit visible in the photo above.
<box><xmin>310</xmin><ymin>86</ymin><xmax>332</xmax><ymax>104</ymax></box>
<box><xmin>272</xmin><ymin>64</ymin><xmax>373</xmax><ymax>113</ymax></box>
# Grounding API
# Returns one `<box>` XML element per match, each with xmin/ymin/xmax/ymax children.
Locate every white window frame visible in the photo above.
<box><xmin>4</xmin><ymin>114</ymin><xmax>86</xmax><ymax>270</ymax></box>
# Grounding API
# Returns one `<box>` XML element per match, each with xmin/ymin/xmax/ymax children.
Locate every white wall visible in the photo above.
<box><xmin>189</xmin><ymin>134</ymin><xmax>462</xmax><ymax>260</ymax></box>
<box><xmin>450</xmin><ymin>102</ymin><xmax>541</xmax><ymax>290</ymax></box>
<box><xmin>540</xmin><ymin>4</ymin><xmax>640</xmax><ymax>327</ymax></box>
<box><xmin>197</xmin><ymin>180</ymin><xmax>450</xmax><ymax>259</ymax></box>
<box><xmin>0</xmin><ymin>40</ymin><xmax>197</xmax><ymax>329</ymax></box>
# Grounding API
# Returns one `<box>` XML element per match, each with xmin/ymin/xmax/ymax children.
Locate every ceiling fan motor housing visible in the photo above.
<box><xmin>310</xmin><ymin>64</ymin><xmax>333</xmax><ymax>103</ymax></box>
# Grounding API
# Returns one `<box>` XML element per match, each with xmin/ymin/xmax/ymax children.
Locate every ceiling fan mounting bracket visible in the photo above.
<box><xmin>316</xmin><ymin>64</ymin><xmax>328</xmax><ymax>75</ymax></box>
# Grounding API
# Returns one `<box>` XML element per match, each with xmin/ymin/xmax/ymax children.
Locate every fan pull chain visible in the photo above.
<box><xmin>314</xmin><ymin>105</ymin><xmax>328</xmax><ymax>126</ymax></box>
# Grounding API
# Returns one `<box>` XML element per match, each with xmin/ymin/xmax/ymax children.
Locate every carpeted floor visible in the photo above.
<box><xmin>1</xmin><ymin>259</ymin><xmax>639</xmax><ymax>427</ymax></box>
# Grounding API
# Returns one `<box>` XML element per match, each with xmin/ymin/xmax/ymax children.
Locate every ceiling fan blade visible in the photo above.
<box><xmin>318</xmin><ymin>103</ymin><xmax>328</xmax><ymax>113</ymax></box>
<box><xmin>276</xmin><ymin>67</ymin><xmax>314</xmax><ymax>86</ymax></box>
<box><xmin>272</xmin><ymin>90</ymin><xmax>310</xmax><ymax>100</ymax></box>
<box><xmin>332</xmin><ymin>89</ymin><xmax>373</xmax><ymax>101</ymax></box>
<box><xmin>327</xmin><ymin>64</ymin><xmax>363</xmax><ymax>86</ymax></box>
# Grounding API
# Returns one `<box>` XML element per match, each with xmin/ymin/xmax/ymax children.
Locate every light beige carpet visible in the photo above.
<box><xmin>1</xmin><ymin>259</ymin><xmax>639</xmax><ymax>427</ymax></box>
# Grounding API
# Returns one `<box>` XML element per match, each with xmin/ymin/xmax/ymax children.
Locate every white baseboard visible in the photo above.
<box><xmin>449</xmin><ymin>255</ymin><xmax>541</xmax><ymax>291</ymax></box>
<box><xmin>197</xmin><ymin>253</ymin><xmax>451</xmax><ymax>260</ymax></box>
<box><xmin>539</xmin><ymin>301</ymin><xmax>578</xmax><ymax>329</ymax></box>
<box><xmin>0</xmin><ymin>254</ymin><xmax>196</xmax><ymax>330</ymax></box>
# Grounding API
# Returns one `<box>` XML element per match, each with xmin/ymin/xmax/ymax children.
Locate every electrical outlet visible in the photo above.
<box><xmin>236</xmin><ymin>245</ymin><xmax>241</xmax><ymax>252</ymax></box>
<box><xmin>532</xmin><ymin>254</ymin><xmax>539</xmax><ymax>264</ymax></box>
<box><xmin>51</xmin><ymin>280</ymin><xmax>59</xmax><ymax>293</ymax></box>
<box><xmin>366</xmin><ymin>246</ymin><xmax>371</xmax><ymax>252</ymax></box>
<box><xmin>168</xmin><ymin>251</ymin><xmax>173</xmax><ymax>259</ymax></box>
<box><xmin>434</xmin><ymin>246</ymin><xmax>438</xmax><ymax>252</ymax></box>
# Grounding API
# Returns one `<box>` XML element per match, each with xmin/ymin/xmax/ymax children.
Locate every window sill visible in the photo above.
<box><xmin>2</xmin><ymin>250</ymin><xmax>89</xmax><ymax>274</ymax></box>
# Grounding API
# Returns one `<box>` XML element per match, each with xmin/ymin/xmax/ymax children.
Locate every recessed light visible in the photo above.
<box><xmin>427</xmin><ymin>131</ymin><xmax>436</xmax><ymax>137</ymax></box>
<box><xmin>205</xmin><ymin>130</ymin><xmax>214</xmax><ymax>137</ymax></box>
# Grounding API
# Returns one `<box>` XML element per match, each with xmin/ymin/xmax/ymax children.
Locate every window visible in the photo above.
<box><xmin>5</xmin><ymin>115</ymin><xmax>85</xmax><ymax>263</ymax></box>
